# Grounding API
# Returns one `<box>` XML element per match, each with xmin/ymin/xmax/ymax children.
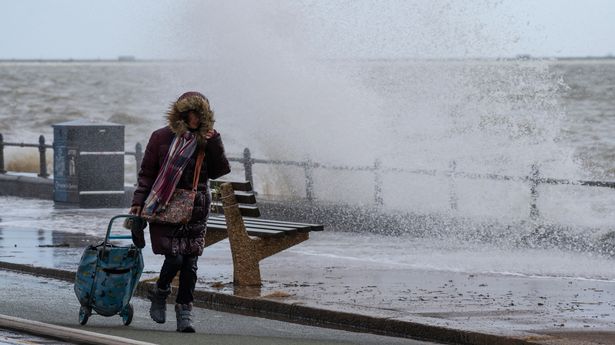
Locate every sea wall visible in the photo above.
<box><xmin>0</xmin><ymin>174</ymin><xmax>134</xmax><ymax>206</ymax></box>
<box><xmin>0</xmin><ymin>174</ymin><xmax>53</xmax><ymax>200</ymax></box>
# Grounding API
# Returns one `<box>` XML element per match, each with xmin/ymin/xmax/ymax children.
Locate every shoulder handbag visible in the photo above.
<box><xmin>143</xmin><ymin>150</ymin><xmax>205</xmax><ymax>224</ymax></box>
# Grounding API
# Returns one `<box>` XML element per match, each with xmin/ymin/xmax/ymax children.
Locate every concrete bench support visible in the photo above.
<box><xmin>203</xmin><ymin>229</ymin><xmax>228</xmax><ymax>247</ymax></box>
<box><xmin>220</xmin><ymin>183</ymin><xmax>309</xmax><ymax>286</ymax></box>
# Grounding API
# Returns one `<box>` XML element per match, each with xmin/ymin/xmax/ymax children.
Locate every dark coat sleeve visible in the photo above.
<box><xmin>205</xmin><ymin>132</ymin><xmax>231</xmax><ymax>180</ymax></box>
<box><xmin>131</xmin><ymin>131</ymin><xmax>162</xmax><ymax>207</ymax></box>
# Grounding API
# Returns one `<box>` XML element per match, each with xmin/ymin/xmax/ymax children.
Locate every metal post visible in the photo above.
<box><xmin>243</xmin><ymin>148</ymin><xmax>254</xmax><ymax>186</ymax></box>
<box><xmin>0</xmin><ymin>133</ymin><xmax>5</xmax><ymax>174</ymax></box>
<box><xmin>134</xmin><ymin>142</ymin><xmax>143</xmax><ymax>180</ymax></box>
<box><xmin>374</xmin><ymin>159</ymin><xmax>383</xmax><ymax>206</ymax></box>
<box><xmin>304</xmin><ymin>159</ymin><xmax>314</xmax><ymax>202</ymax></box>
<box><xmin>448</xmin><ymin>160</ymin><xmax>458</xmax><ymax>211</ymax></box>
<box><xmin>38</xmin><ymin>135</ymin><xmax>48</xmax><ymax>178</ymax></box>
<box><xmin>529</xmin><ymin>163</ymin><xmax>540</xmax><ymax>221</ymax></box>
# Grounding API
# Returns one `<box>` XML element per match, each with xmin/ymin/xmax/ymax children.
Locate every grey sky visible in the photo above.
<box><xmin>0</xmin><ymin>0</ymin><xmax>614</xmax><ymax>59</ymax></box>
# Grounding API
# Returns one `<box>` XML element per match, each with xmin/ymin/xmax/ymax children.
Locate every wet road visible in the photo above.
<box><xmin>0</xmin><ymin>270</ymin><xmax>441</xmax><ymax>345</ymax></box>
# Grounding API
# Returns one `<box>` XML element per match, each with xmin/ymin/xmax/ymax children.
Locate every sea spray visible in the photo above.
<box><xmin>160</xmin><ymin>1</ymin><xmax>582</xmax><ymax>224</ymax></box>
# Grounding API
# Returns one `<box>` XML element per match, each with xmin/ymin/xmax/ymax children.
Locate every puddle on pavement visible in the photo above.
<box><xmin>0</xmin><ymin>328</ymin><xmax>73</xmax><ymax>345</ymax></box>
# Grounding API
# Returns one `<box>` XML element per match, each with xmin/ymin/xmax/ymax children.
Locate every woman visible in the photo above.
<box><xmin>130</xmin><ymin>91</ymin><xmax>230</xmax><ymax>332</ymax></box>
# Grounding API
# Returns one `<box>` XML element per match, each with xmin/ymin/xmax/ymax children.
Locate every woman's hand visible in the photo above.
<box><xmin>130</xmin><ymin>205</ymin><xmax>142</xmax><ymax>216</ymax></box>
<box><xmin>205</xmin><ymin>129</ymin><xmax>216</xmax><ymax>139</ymax></box>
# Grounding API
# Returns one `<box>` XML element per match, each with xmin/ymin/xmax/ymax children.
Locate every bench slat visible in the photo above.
<box><xmin>207</xmin><ymin>218</ymin><xmax>300</xmax><ymax>233</ymax></box>
<box><xmin>210</xmin><ymin>180</ymin><xmax>253</xmax><ymax>192</ymax></box>
<box><xmin>242</xmin><ymin>220</ymin><xmax>307</xmax><ymax>232</ymax></box>
<box><xmin>206</xmin><ymin>223</ymin><xmax>285</xmax><ymax>238</ymax></box>
<box><xmin>210</xmin><ymin>202</ymin><xmax>261</xmax><ymax>217</ymax></box>
<box><xmin>211</xmin><ymin>190</ymin><xmax>257</xmax><ymax>204</ymax></box>
<box><xmin>210</xmin><ymin>215</ymin><xmax>323</xmax><ymax>232</ymax></box>
<box><xmin>209</xmin><ymin>215</ymin><xmax>321</xmax><ymax>231</ymax></box>
<box><xmin>233</xmin><ymin>192</ymin><xmax>257</xmax><ymax>204</ymax></box>
<box><xmin>242</xmin><ymin>218</ymin><xmax>323</xmax><ymax>232</ymax></box>
<box><xmin>245</xmin><ymin>229</ymin><xmax>286</xmax><ymax>237</ymax></box>
<box><xmin>242</xmin><ymin>219</ymin><xmax>309</xmax><ymax>232</ymax></box>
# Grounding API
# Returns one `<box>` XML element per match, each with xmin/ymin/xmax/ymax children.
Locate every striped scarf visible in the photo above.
<box><xmin>143</xmin><ymin>132</ymin><xmax>197</xmax><ymax>215</ymax></box>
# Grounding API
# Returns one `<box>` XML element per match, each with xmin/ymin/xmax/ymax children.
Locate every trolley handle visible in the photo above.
<box><xmin>103</xmin><ymin>214</ymin><xmax>146</xmax><ymax>247</ymax></box>
<box><xmin>108</xmin><ymin>235</ymin><xmax>133</xmax><ymax>240</ymax></box>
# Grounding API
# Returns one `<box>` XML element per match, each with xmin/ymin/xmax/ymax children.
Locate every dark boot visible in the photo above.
<box><xmin>175</xmin><ymin>303</ymin><xmax>195</xmax><ymax>332</ymax></box>
<box><xmin>147</xmin><ymin>285</ymin><xmax>171</xmax><ymax>323</ymax></box>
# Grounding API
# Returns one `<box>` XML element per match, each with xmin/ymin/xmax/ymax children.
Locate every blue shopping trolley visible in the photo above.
<box><xmin>74</xmin><ymin>215</ymin><xmax>145</xmax><ymax>326</ymax></box>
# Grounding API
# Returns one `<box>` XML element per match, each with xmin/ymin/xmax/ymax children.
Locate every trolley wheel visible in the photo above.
<box><xmin>121</xmin><ymin>303</ymin><xmax>134</xmax><ymax>326</ymax></box>
<box><xmin>79</xmin><ymin>306</ymin><xmax>91</xmax><ymax>325</ymax></box>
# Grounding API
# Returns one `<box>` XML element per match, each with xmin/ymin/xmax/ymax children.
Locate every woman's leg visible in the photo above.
<box><xmin>158</xmin><ymin>254</ymin><xmax>184</xmax><ymax>289</ymax></box>
<box><xmin>176</xmin><ymin>255</ymin><xmax>198</xmax><ymax>304</ymax></box>
<box><xmin>148</xmin><ymin>254</ymin><xmax>183</xmax><ymax>324</ymax></box>
<box><xmin>175</xmin><ymin>255</ymin><xmax>198</xmax><ymax>332</ymax></box>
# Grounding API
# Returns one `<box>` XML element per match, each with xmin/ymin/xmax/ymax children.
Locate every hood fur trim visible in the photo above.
<box><xmin>166</xmin><ymin>92</ymin><xmax>215</xmax><ymax>148</ymax></box>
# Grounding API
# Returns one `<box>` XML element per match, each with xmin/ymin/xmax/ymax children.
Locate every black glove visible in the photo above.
<box><xmin>124</xmin><ymin>217</ymin><xmax>147</xmax><ymax>249</ymax></box>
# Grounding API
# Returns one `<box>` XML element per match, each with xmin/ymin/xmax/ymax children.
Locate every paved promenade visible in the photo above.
<box><xmin>1</xmin><ymin>196</ymin><xmax>615</xmax><ymax>345</ymax></box>
<box><xmin>0</xmin><ymin>269</ymin><xmax>435</xmax><ymax>345</ymax></box>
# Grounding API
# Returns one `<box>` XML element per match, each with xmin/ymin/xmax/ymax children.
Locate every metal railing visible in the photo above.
<box><xmin>124</xmin><ymin>142</ymin><xmax>143</xmax><ymax>179</ymax></box>
<box><xmin>228</xmin><ymin>148</ymin><xmax>615</xmax><ymax>221</ymax></box>
<box><xmin>2</xmin><ymin>134</ymin><xmax>615</xmax><ymax>221</ymax></box>
<box><xmin>0</xmin><ymin>133</ymin><xmax>52</xmax><ymax>177</ymax></box>
<box><xmin>0</xmin><ymin>134</ymin><xmax>143</xmax><ymax>181</ymax></box>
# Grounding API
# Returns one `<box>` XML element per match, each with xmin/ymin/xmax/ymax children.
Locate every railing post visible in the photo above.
<box><xmin>243</xmin><ymin>148</ymin><xmax>254</xmax><ymax>186</ymax></box>
<box><xmin>38</xmin><ymin>135</ymin><xmax>49</xmax><ymax>178</ymax></box>
<box><xmin>374</xmin><ymin>159</ymin><xmax>383</xmax><ymax>206</ymax></box>
<box><xmin>304</xmin><ymin>158</ymin><xmax>314</xmax><ymax>202</ymax></box>
<box><xmin>529</xmin><ymin>163</ymin><xmax>540</xmax><ymax>221</ymax></box>
<box><xmin>448</xmin><ymin>160</ymin><xmax>458</xmax><ymax>211</ymax></box>
<box><xmin>134</xmin><ymin>142</ymin><xmax>143</xmax><ymax>180</ymax></box>
<box><xmin>0</xmin><ymin>133</ymin><xmax>5</xmax><ymax>174</ymax></box>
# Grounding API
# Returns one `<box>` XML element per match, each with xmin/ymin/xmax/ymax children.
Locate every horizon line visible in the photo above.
<box><xmin>0</xmin><ymin>55</ymin><xmax>614</xmax><ymax>63</ymax></box>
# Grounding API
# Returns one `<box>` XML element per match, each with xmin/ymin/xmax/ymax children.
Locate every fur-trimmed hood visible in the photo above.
<box><xmin>166</xmin><ymin>91</ymin><xmax>215</xmax><ymax>147</ymax></box>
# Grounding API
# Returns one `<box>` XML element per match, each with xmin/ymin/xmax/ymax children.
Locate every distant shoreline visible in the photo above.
<box><xmin>0</xmin><ymin>58</ymin><xmax>170</xmax><ymax>63</ymax></box>
<box><xmin>0</xmin><ymin>56</ymin><xmax>613</xmax><ymax>63</ymax></box>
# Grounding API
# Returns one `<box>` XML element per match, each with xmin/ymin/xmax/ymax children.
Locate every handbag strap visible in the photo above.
<box><xmin>192</xmin><ymin>150</ymin><xmax>206</xmax><ymax>192</ymax></box>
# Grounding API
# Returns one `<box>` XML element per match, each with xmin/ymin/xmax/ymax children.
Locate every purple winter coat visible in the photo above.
<box><xmin>132</xmin><ymin>125</ymin><xmax>230</xmax><ymax>256</ymax></box>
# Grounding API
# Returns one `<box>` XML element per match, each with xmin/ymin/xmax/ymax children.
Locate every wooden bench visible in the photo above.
<box><xmin>203</xmin><ymin>180</ymin><xmax>324</xmax><ymax>286</ymax></box>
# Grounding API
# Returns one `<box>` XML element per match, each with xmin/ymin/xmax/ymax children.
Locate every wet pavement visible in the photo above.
<box><xmin>2</xmin><ymin>196</ymin><xmax>615</xmax><ymax>344</ymax></box>
<box><xmin>0</xmin><ymin>269</ymin><xmax>435</xmax><ymax>345</ymax></box>
<box><xmin>0</xmin><ymin>328</ymin><xmax>72</xmax><ymax>345</ymax></box>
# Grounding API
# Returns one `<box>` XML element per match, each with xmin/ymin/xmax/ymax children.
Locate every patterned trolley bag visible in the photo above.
<box><xmin>74</xmin><ymin>215</ymin><xmax>145</xmax><ymax>326</ymax></box>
